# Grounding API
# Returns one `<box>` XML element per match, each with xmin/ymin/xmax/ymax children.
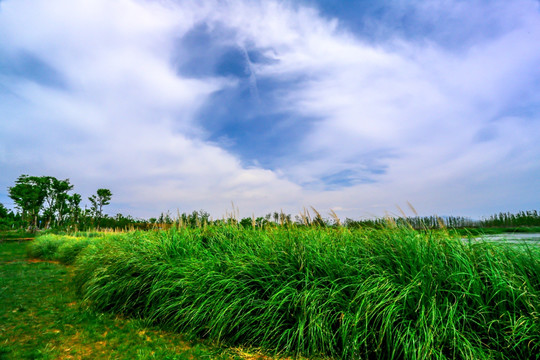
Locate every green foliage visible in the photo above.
<box><xmin>7</xmin><ymin>175</ymin><xmax>82</xmax><ymax>230</ymax></box>
<box><xmin>345</xmin><ymin>210</ymin><xmax>540</xmax><ymax>229</ymax></box>
<box><xmin>0</xmin><ymin>229</ymin><xmax>35</xmax><ymax>239</ymax></box>
<box><xmin>0</xmin><ymin>203</ymin><xmax>8</xmax><ymax>218</ymax></box>
<box><xmin>40</xmin><ymin>176</ymin><xmax>75</xmax><ymax>228</ymax></box>
<box><xmin>8</xmin><ymin>175</ymin><xmax>48</xmax><ymax>228</ymax></box>
<box><xmin>480</xmin><ymin>210</ymin><xmax>540</xmax><ymax>227</ymax></box>
<box><xmin>31</xmin><ymin>226</ymin><xmax>540</xmax><ymax>360</ymax></box>
<box><xmin>26</xmin><ymin>234</ymin><xmax>70</xmax><ymax>260</ymax></box>
<box><xmin>1</xmin><ymin>241</ymin><xmax>242</xmax><ymax>360</ymax></box>
<box><xmin>26</xmin><ymin>234</ymin><xmax>97</xmax><ymax>263</ymax></box>
<box><xmin>89</xmin><ymin>188</ymin><xmax>113</xmax><ymax>219</ymax></box>
<box><xmin>177</xmin><ymin>210</ymin><xmax>210</xmax><ymax>228</ymax></box>
<box><xmin>55</xmin><ymin>238</ymin><xmax>93</xmax><ymax>264</ymax></box>
<box><xmin>239</xmin><ymin>217</ymin><xmax>253</xmax><ymax>228</ymax></box>
<box><xmin>0</xmin><ymin>204</ymin><xmax>22</xmax><ymax>230</ymax></box>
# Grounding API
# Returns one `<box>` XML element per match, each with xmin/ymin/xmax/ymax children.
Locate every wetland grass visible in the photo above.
<box><xmin>28</xmin><ymin>226</ymin><xmax>540</xmax><ymax>359</ymax></box>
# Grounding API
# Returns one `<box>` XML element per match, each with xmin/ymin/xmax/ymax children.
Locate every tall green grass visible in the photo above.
<box><xmin>30</xmin><ymin>227</ymin><xmax>540</xmax><ymax>359</ymax></box>
<box><xmin>27</xmin><ymin>233</ymin><xmax>105</xmax><ymax>264</ymax></box>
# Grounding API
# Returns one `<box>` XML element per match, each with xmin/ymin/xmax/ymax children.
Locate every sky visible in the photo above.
<box><xmin>1</xmin><ymin>0</ymin><xmax>539</xmax><ymax>220</ymax></box>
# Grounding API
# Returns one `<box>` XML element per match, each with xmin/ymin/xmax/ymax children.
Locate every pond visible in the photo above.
<box><xmin>464</xmin><ymin>233</ymin><xmax>540</xmax><ymax>245</ymax></box>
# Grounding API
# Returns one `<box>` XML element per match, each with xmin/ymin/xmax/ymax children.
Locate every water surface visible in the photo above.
<box><xmin>465</xmin><ymin>233</ymin><xmax>540</xmax><ymax>245</ymax></box>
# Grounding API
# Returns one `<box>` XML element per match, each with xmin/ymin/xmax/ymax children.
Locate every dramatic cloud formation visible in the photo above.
<box><xmin>1</xmin><ymin>0</ymin><xmax>539</xmax><ymax>219</ymax></box>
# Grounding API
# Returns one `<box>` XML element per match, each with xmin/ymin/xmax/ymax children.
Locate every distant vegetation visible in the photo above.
<box><xmin>2</xmin><ymin>174</ymin><xmax>119</xmax><ymax>231</ymax></box>
<box><xmin>344</xmin><ymin>210</ymin><xmax>540</xmax><ymax>231</ymax></box>
<box><xmin>1</xmin><ymin>174</ymin><xmax>540</xmax><ymax>233</ymax></box>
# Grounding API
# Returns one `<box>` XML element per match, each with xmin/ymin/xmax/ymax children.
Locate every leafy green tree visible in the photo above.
<box><xmin>41</xmin><ymin>176</ymin><xmax>74</xmax><ymax>228</ymax></box>
<box><xmin>255</xmin><ymin>216</ymin><xmax>268</xmax><ymax>228</ymax></box>
<box><xmin>239</xmin><ymin>217</ymin><xmax>253</xmax><ymax>228</ymax></box>
<box><xmin>7</xmin><ymin>175</ymin><xmax>82</xmax><ymax>229</ymax></box>
<box><xmin>8</xmin><ymin>175</ymin><xmax>47</xmax><ymax>229</ymax></box>
<box><xmin>67</xmin><ymin>193</ymin><xmax>82</xmax><ymax>225</ymax></box>
<box><xmin>89</xmin><ymin>188</ymin><xmax>112</xmax><ymax>219</ymax></box>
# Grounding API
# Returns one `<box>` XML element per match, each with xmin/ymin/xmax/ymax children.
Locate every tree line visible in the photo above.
<box><xmin>147</xmin><ymin>209</ymin><xmax>540</xmax><ymax>230</ymax></box>
<box><xmin>2</xmin><ymin>174</ymin><xmax>539</xmax><ymax>231</ymax></box>
<box><xmin>1</xmin><ymin>175</ymin><xmax>112</xmax><ymax>231</ymax></box>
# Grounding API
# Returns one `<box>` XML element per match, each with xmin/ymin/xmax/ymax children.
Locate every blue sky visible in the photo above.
<box><xmin>1</xmin><ymin>0</ymin><xmax>539</xmax><ymax>220</ymax></box>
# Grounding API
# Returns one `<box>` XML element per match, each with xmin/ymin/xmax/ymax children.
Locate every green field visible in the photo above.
<box><xmin>2</xmin><ymin>226</ymin><xmax>540</xmax><ymax>359</ymax></box>
<box><xmin>0</xmin><ymin>240</ymin><xmax>261</xmax><ymax>360</ymax></box>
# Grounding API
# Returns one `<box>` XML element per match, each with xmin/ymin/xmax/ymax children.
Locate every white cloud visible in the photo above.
<box><xmin>0</xmin><ymin>0</ymin><xmax>296</xmax><ymax>216</ymax></box>
<box><xmin>196</xmin><ymin>0</ymin><xmax>540</xmax><ymax>217</ymax></box>
<box><xmin>1</xmin><ymin>0</ymin><xmax>539</xmax><ymax>219</ymax></box>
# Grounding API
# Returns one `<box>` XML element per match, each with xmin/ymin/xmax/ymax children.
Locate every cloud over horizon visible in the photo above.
<box><xmin>1</xmin><ymin>0</ymin><xmax>539</xmax><ymax>219</ymax></box>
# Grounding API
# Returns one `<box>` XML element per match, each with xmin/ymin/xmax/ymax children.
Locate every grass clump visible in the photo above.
<box><xmin>26</xmin><ymin>234</ymin><xmax>68</xmax><ymax>260</ymax></box>
<box><xmin>27</xmin><ymin>234</ymin><xmax>104</xmax><ymax>264</ymax></box>
<box><xmin>29</xmin><ymin>227</ymin><xmax>540</xmax><ymax>359</ymax></box>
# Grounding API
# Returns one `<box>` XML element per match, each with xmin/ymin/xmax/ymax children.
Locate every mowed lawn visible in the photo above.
<box><xmin>0</xmin><ymin>240</ymin><xmax>257</xmax><ymax>360</ymax></box>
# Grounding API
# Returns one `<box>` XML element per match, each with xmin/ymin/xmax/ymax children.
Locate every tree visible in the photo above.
<box><xmin>8</xmin><ymin>175</ymin><xmax>47</xmax><ymax>229</ymax></box>
<box><xmin>8</xmin><ymin>175</ymin><xmax>77</xmax><ymax>229</ymax></box>
<box><xmin>67</xmin><ymin>193</ymin><xmax>82</xmax><ymax>224</ymax></box>
<box><xmin>89</xmin><ymin>188</ymin><xmax>112</xmax><ymax>219</ymax></box>
<box><xmin>41</xmin><ymin>176</ymin><xmax>74</xmax><ymax>228</ymax></box>
<box><xmin>0</xmin><ymin>203</ymin><xmax>8</xmax><ymax>219</ymax></box>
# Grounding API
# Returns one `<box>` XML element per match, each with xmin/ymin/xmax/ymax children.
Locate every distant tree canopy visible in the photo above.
<box><xmin>0</xmin><ymin>203</ymin><xmax>8</xmax><ymax>218</ymax></box>
<box><xmin>3</xmin><ymin>175</ymin><xmax>540</xmax><ymax>232</ymax></box>
<box><xmin>8</xmin><ymin>175</ymin><xmax>48</xmax><ymax>228</ymax></box>
<box><xmin>0</xmin><ymin>202</ymin><xmax>10</xmax><ymax>222</ymax></box>
<box><xmin>7</xmin><ymin>174</ymin><xmax>113</xmax><ymax>231</ymax></box>
<box><xmin>89</xmin><ymin>188</ymin><xmax>113</xmax><ymax>219</ymax></box>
